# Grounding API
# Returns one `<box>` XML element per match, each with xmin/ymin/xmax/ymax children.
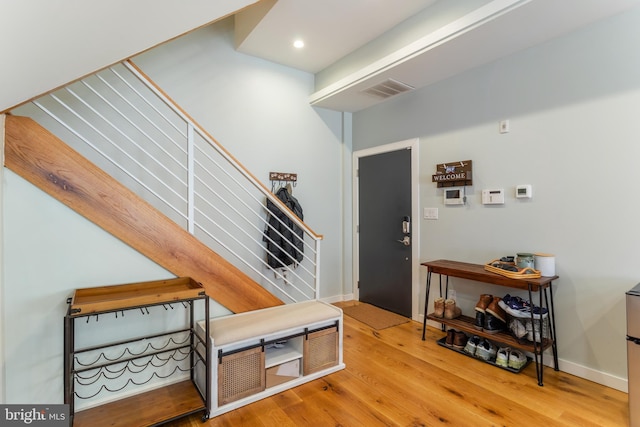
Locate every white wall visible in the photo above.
<box><xmin>132</xmin><ymin>18</ymin><xmax>348</xmax><ymax>301</ymax></box>
<box><xmin>352</xmin><ymin>7</ymin><xmax>640</xmax><ymax>389</ymax></box>
<box><xmin>0</xmin><ymin>0</ymin><xmax>258</xmax><ymax>113</ymax></box>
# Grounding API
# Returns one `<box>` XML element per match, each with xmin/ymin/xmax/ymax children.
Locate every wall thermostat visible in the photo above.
<box><xmin>515</xmin><ymin>184</ymin><xmax>532</xmax><ymax>199</ymax></box>
<box><xmin>482</xmin><ymin>189</ymin><xmax>505</xmax><ymax>205</ymax></box>
<box><xmin>444</xmin><ymin>187</ymin><xmax>465</xmax><ymax>205</ymax></box>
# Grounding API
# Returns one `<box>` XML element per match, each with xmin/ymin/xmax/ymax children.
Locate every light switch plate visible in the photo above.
<box><xmin>424</xmin><ymin>207</ymin><xmax>438</xmax><ymax>220</ymax></box>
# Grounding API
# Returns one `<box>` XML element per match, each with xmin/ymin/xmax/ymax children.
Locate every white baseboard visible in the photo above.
<box><xmin>556</xmin><ymin>358</ymin><xmax>627</xmax><ymax>393</ymax></box>
<box><xmin>321</xmin><ymin>294</ymin><xmax>353</xmax><ymax>304</ymax></box>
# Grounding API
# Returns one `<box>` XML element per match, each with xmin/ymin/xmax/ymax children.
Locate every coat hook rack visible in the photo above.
<box><xmin>269</xmin><ymin>172</ymin><xmax>298</xmax><ymax>192</ymax></box>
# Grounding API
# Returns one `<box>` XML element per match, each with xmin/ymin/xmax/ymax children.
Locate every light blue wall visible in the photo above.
<box><xmin>2</xmin><ymin>17</ymin><xmax>349</xmax><ymax>405</ymax></box>
<box><xmin>133</xmin><ymin>18</ymin><xmax>349</xmax><ymax>302</ymax></box>
<box><xmin>2</xmin><ymin>171</ymin><xmax>178</xmax><ymax>405</ymax></box>
<box><xmin>353</xmin><ymin>8</ymin><xmax>640</xmax><ymax>385</ymax></box>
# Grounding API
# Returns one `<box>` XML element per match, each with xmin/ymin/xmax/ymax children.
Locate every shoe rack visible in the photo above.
<box><xmin>420</xmin><ymin>259</ymin><xmax>559</xmax><ymax>386</ymax></box>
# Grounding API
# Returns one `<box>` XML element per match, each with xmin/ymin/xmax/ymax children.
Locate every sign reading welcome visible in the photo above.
<box><xmin>432</xmin><ymin>160</ymin><xmax>472</xmax><ymax>187</ymax></box>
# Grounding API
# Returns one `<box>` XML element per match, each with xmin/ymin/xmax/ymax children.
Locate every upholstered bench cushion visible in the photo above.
<box><xmin>202</xmin><ymin>300</ymin><xmax>342</xmax><ymax>347</ymax></box>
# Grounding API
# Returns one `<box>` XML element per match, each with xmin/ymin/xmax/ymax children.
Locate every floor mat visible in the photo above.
<box><xmin>342</xmin><ymin>303</ymin><xmax>410</xmax><ymax>330</ymax></box>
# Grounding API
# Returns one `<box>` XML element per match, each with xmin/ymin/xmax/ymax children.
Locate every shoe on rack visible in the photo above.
<box><xmin>444</xmin><ymin>299</ymin><xmax>462</xmax><ymax>320</ymax></box>
<box><xmin>464</xmin><ymin>336</ymin><xmax>481</xmax><ymax>356</ymax></box>
<box><xmin>474</xmin><ymin>311</ymin><xmax>484</xmax><ymax>330</ymax></box>
<box><xmin>453</xmin><ymin>331</ymin><xmax>468</xmax><ymax>350</ymax></box>
<box><xmin>525</xmin><ymin>318</ymin><xmax>549</xmax><ymax>343</ymax></box>
<box><xmin>509</xmin><ymin>318</ymin><xmax>527</xmax><ymax>340</ymax></box>
<box><xmin>445</xmin><ymin>329</ymin><xmax>455</xmax><ymax>347</ymax></box>
<box><xmin>434</xmin><ymin>297</ymin><xmax>445</xmax><ymax>317</ymax></box>
<box><xmin>475</xmin><ymin>339</ymin><xmax>497</xmax><ymax>362</ymax></box>
<box><xmin>508</xmin><ymin>349</ymin><xmax>527</xmax><ymax>370</ymax></box>
<box><xmin>496</xmin><ymin>347</ymin><xmax>511</xmax><ymax>368</ymax></box>
<box><xmin>499</xmin><ymin>295</ymin><xmax>548</xmax><ymax>319</ymax></box>
<box><xmin>486</xmin><ymin>297</ymin><xmax>507</xmax><ymax>323</ymax></box>
<box><xmin>475</xmin><ymin>294</ymin><xmax>493</xmax><ymax>313</ymax></box>
<box><xmin>484</xmin><ymin>313</ymin><xmax>505</xmax><ymax>334</ymax></box>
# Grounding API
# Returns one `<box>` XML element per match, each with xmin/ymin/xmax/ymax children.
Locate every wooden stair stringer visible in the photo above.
<box><xmin>4</xmin><ymin>115</ymin><xmax>283</xmax><ymax>313</ymax></box>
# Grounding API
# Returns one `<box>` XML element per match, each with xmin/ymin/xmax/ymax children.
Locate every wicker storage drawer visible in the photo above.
<box><xmin>303</xmin><ymin>328</ymin><xmax>339</xmax><ymax>375</ymax></box>
<box><xmin>218</xmin><ymin>347</ymin><xmax>265</xmax><ymax>406</ymax></box>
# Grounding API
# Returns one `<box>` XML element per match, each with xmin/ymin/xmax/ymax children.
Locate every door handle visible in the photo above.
<box><xmin>397</xmin><ymin>236</ymin><xmax>411</xmax><ymax>246</ymax></box>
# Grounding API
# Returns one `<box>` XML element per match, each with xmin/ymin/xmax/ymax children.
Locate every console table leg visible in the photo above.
<box><xmin>528</xmin><ymin>283</ymin><xmax>544</xmax><ymax>386</ymax></box>
<box><xmin>546</xmin><ymin>286</ymin><xmax>559</xmax><ymax>370</ymax></box>
<box><xmin>422</xmin><ymin>271</ymin><xmax>432</xmax><ymax>340</ymax></box>
<box><xmin>442</xmin><ymin>276</ymin><xmax>448</xmax><ymax>331</ymax></box>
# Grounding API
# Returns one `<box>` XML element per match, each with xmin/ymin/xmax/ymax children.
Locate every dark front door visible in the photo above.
<box><xmin>358</xmin><ymin>148</ymin><xmax>412</xmax><ymax>317</ymax></box>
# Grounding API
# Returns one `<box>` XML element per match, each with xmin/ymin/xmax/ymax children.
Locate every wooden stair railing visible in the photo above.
<box><xmin>4</xmin><ymin>115</ymin><xmax>283</xmax><ymax>313</ymax></box>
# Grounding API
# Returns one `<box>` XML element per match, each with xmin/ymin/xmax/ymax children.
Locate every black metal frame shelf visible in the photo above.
<box><xmin>421</xmin><ymin>259</ymin><xmax>559</xmax><ymax>386</ymax></box>
<box><xmin>64</xmin><ymin>281</ymin><xmax>210</xmax><ymax>426</ymax></box>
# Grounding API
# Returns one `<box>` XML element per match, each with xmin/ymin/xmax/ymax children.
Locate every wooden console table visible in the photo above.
<box><xmin>421</xmin><ymin>260</ymin><xmax>559</xmax><ymax>386</ymax></box>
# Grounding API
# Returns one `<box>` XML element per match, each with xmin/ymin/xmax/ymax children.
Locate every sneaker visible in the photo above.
<box><xmin>499</xmin><ymin>295</ymin><xmax>548</xmax><ymax>319</ymax></box>
<box><xmin>464</xmin><ymin>336</ymin><xmax>481</xmax><ymax>356</ymax></box>
<box><xmin>475</xmin><ymin>339</ymin><xmax>497</xmax><ymax>362</ymax></box>
<box><xmin>445</xmin><ymin>329</ymin><xmax>455</xmax><ymax>347</ymax></box>
<box><xmin>508</xmin><ymin>350</ymin><xmax>527</xmax><ymax>370</ymax></box>
<box><xmin>496</xmin><ymin>347</ymin><xmax>511</xmax><ymax>367</ymax></box>
<box><xmin>509</xmin><ymin>318</ymin><xmax>527</xmax><ymax>339</ymax></box>
<box><xmin>525</xmin><ymin>318</ymin><xmax>549</xmax><ymax>343</ymax></box>
<box><xmin>452</xmin><ymin>331</ymin><xmax>468</xmax><ymax>350</ymax></box>
<box><xmin>483</xmin><ymin>313</ymin><xmax>505</xmax><ymax>334</ymax></box>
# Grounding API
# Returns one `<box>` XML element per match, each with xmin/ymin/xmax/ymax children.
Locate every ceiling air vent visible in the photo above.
<box><xmin>361</xmin><ymin>78</ymin><xmax>414</xmax><ymax>99</ymax></box>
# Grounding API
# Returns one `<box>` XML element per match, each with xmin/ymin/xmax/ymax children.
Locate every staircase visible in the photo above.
<box><xmin>4</xmin><ymin>61</ymin><xmax>323</xmax><ymax>314</ymax></box>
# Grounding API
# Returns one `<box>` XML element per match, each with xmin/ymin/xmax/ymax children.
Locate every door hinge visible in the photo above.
<box><xmin>357</xmin><ymin>281</ymin><xmax>360</xmax><ymax>289</ymax></box>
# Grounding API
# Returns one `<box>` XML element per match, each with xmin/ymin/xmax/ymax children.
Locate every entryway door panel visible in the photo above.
<box><xmin>358</xmin><ymin>148</ymin><xmax>412</xmax><ymax>317</ymax></box>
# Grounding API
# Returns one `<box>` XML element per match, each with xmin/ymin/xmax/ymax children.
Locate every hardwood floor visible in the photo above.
<box><xmin>167</xmin><ymin>301</ymin><xmax>629</xmax><ymax>426</ymax></box>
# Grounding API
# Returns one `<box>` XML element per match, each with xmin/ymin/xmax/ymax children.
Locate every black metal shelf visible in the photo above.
<box><xmin>421</xmin><ymin>260</ymin><xmax>559</xmax><ymax>386</ymax></box>
<box><xmin>63</xmin><ymin>278</ymin><xmax>211</xmax><ymax>426</ymax></box>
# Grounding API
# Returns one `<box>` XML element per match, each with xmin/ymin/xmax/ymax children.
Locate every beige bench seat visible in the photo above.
<box><xmin>202</xmin><ymin>300</ymin><xmax>342</xmax><ymax>347</ymax></box>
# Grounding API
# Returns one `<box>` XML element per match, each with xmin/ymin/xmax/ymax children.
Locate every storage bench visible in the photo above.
<box><xmin>194</xmin><ymin>300</ymin><xmax>344</xmax><ymax>417</ymax></box>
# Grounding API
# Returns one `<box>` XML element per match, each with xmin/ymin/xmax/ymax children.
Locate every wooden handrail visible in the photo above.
<box><xmin>4</xmin><ymin>115</ymin><xmax>283</xmax><ymax>313</ymax></box>
<box><xmin>125</xmin><ymin>59</ymin><xmax>323</xmax><ymax>241</ymax></box>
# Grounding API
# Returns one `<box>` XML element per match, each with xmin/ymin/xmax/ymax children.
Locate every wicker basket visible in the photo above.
<box><xmin>484</xmin><ymin>259</ymin><xmax>541</xmax><ymax>279</ymax></box>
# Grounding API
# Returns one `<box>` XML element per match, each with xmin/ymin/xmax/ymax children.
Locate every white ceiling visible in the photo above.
<box><xmin>235</xmin><ymin>0</ymin><xmax>640</xmax><ymax>112</ymax></box>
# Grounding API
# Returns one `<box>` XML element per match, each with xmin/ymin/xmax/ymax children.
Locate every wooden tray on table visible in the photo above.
<box><xmin>68</xmin><ymin>277</ymin><xmax>204</xmax><ymax>316</ymax></box>
<box><xmin>484</xmin><ymin>259</ymin><xmax>541</xmax><ymax>279</ymax></box>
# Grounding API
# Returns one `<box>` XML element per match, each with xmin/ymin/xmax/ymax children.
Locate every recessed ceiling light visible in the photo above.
<box><xmin>293</xmin><ymin>39</ymin><xmax>304</xmax><ymax>49</ymax></box>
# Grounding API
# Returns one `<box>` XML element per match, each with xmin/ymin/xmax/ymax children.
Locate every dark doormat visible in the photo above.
<box><xmin>342</xmin><ymin>303</ymin><xmax>410</xmax><ymax>330</ymax></box>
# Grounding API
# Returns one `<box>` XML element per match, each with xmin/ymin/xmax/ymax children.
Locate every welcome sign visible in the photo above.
<box><xmin>432</xmin><ymin>160</ymin><xmax>472</xmax><ymax>187</ymax></box>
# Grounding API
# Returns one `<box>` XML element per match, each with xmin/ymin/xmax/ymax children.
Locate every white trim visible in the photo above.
<box><xmin>0</xmin><ymin>114</ymin><xmax>5</xmax><ymax>403</ymax></box>
<box><xmin>557</xmin><ymin>358</ymin><xmax>627</xmax><ymax>393</ymax></box>
<box><xmin>352</xmin><ymin>139</ymin><xmax>420</xmax><ymax>321</ymax></box>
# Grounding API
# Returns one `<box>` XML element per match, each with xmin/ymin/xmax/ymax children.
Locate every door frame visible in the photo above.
<box><xmin>352</xmin><ymin>138</ymin><xmax>420</xmax><ymax>321</ymax></box>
